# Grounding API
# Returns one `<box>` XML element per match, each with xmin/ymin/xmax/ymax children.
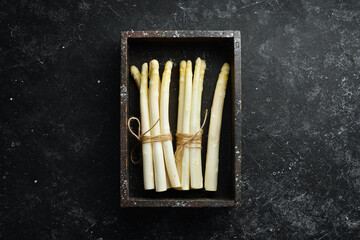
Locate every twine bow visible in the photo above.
<box><xmin>127</xmin><ymin>117</ymin><xmax>172</xmax><ymax>164</ymax></box>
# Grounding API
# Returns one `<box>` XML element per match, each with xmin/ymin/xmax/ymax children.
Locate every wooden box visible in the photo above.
<box><xmin>120</xmin><ymin>30</ymin><xmax>241</xmax><ymax>207</ymax></box>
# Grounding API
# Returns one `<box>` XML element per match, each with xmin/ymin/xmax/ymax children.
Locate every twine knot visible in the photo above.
<box><xmin>175</xmin><ymin>109</ymin><xmax>208</xmax><ymax>157</ymax></box>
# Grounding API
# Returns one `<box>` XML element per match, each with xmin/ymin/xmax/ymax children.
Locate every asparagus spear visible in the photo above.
<box><xmin>196</xmin><ymin>60</ymin><xmax>206</xmax><ymax>182</ymax></box>
<box><xmin>192</xmin><ymin>60</ymin><xmax>206</xmax><ymax>189</ymax></box>
<box><xmin>155</xmin><ymin>65</ymin><xmax>172</xmax><ymax>190</ymax></box>
<box><xmin>189</xmin><ymin>58</ymin><xmax>203</xmax><ymax>189</ymax></box>
<box><xmin>149</xmin><ymin>60</ymin><xmax>167</xmax><ymax>192</ymax></box>
<box><xmin>130</xmin><ymin>64</ymin><xmax>154</xmax><ymax>190</ymax></box>
<box><xmin>159</xmin><ymin>68</ymin><xmax>172</xmax><ymax>190</ymax></box>
<box><xmin>160</xmin><ymin>61</ymin><xmax>181</xmax><ymax>188</ymax></box>
<box><xmin>204</xmin><ymin>63</ymin><xmax>230</xmax><ymax>191</ymax></box>
<box><xmin>130</xmin><ymin>65</ymin><xmax>141</xmax><ymax>90</ymax></box>
<box><xmin>175</xmin><ymin>60</ymin><xmax>187</xmax><ymax>182</ymax></box>
<box><xmin>196</xmin><ymin>60</ymin><xmax>206</xmax><ymax>162</ymax></box>
<box><xmin>140</xmin><ymin>63</ymin><xmax>155</xmax><ymax>190</ymax></box>
<box><xmin>181</xmin><ymin>60</ymin><xmax>193</xmax><ymax>190</ymax></box>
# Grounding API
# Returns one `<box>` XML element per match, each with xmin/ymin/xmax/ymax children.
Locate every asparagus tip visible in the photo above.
<box><xmin>186</xmin><ymin>60</ymin><xmax>192</xmax><ymax>67</ymax></box>
<box><xmin>165</xmin><ymin>60</ymin><xmax>173</xmax><ymax>69</ymax></box>
<box><xmin>201</xmin><ymin>60</ymin><xmax>206</xmax><ymax>69</ymax></box>
<box><xmin>130</xmin><ymin>65</ymin><xmax>139</xmax><ymax>74</ymax></box>
<box><xmin>221</xmin><ymin>63</ymin><xmax>230</xmax><ymax>73</ymax></box>
<box><xmin>180</xmin><ymin>60</ymin><xmax>186</xmax><ymax>68</ymax></box>
<box><xmin>149</xmin><ymin>59</ymin><xmax>159</xmax><ymax>69</ymax></box>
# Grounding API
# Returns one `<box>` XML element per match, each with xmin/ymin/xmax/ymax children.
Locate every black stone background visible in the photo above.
<box><xmin>1</xmin><ymin>0</ymin><xmax>360</xmax><ymax>239</ymax></box>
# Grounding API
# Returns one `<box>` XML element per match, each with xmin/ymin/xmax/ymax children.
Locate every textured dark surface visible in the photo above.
<box><xmin>1</xmin><ymin>0</ymin><xmax>360</xmax><ymax>239</ymax></box>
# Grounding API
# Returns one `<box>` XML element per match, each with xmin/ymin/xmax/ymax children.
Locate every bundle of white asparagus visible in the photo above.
<box><xmin>130</xmin><ymin>60</ymin><xmax>180</xmax><ymax>192</ymax></box>
<box><xmin>176</xmin><ymin>58</ymin><xmax>207</xmax><ymax>190</ymax></box>
<box><xmin>129</xmin><ymin>59</ymin><xmax>229</xmax><ymax>192</ymax></box>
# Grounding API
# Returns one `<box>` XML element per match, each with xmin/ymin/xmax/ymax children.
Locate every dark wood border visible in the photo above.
<box><xmin>120</xmin><ymin>30</ymin><xmax>241</xmax><ymax>207</ymax></box>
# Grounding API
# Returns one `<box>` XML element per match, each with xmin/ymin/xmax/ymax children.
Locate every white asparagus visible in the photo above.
<box><xmin>160</xmin><ymin>61</ymin><xmax>181</xmax><ymax>188</ymax></box>
<box><xmin>159</xmin><ymin>70</ymin><xmax>172</xmax><ymax>191</ymax></box>
<box><xmin>204</xmin><ymin>63</ymin><xmax>230</xmax><ymax>191</ymax></box>
<box><xmin>130</xmin><ymin>65</ymin><xmax>141</xmax><ymax>90</ymax></box>
<box><xmin>193</xmin><ymin>60</ymin><xmax>206</xmax><ymax>189</ymax></box>
<box><xmin>156</xmin><ymin>66</ymin><xmax>172</xmax><ymax>190</ymax></box>
<box><xmin>175</xmin><ymin>60</ymin><xmax>187</xmax><ymax>182</ymax></box>
<box><xmin>181</xmin><ymin>60</ymin><xmax>193</xmax><ymax>190</ymax></box>
<box><xmin>149</xmin><ymin>59</ymin><xmax>167</xmax><ymax>192</ymax></box>
<box><xmin>138</xmin><ymin>63</ymin><xmax>155</xmax><ymax>190</ymax></box>
<box><xmin>189</xmin><ymin>58</ymin><xmax>202</xmax><ymax>189</ymax></box>
<box><xmin>159</xmin><ymin>65</ymin><xmax>171</xmax><ymax>189</ymax></box>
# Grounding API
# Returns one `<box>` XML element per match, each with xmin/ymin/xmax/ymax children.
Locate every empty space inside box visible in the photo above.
<box><xmin>126</xmin><ymin>37</ymin><xmax>235</xmax><ymax>200</ymax></box>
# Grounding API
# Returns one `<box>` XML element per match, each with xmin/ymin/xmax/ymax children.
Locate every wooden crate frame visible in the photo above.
<box><xmin>120</xmin><ymin>30</ymin><xmax>241</xmax><ymax>207</ymax></box>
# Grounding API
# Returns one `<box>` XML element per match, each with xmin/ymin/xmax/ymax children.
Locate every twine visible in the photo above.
<box><xmin>175</xmin><ymin>109</ymin><xmax>208</xmax><ymax>157</ymax></box>
<box><xmin>127</xmin><ymin>117</ymin><xmax>172</xmax><ymax>165</ymax></box>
